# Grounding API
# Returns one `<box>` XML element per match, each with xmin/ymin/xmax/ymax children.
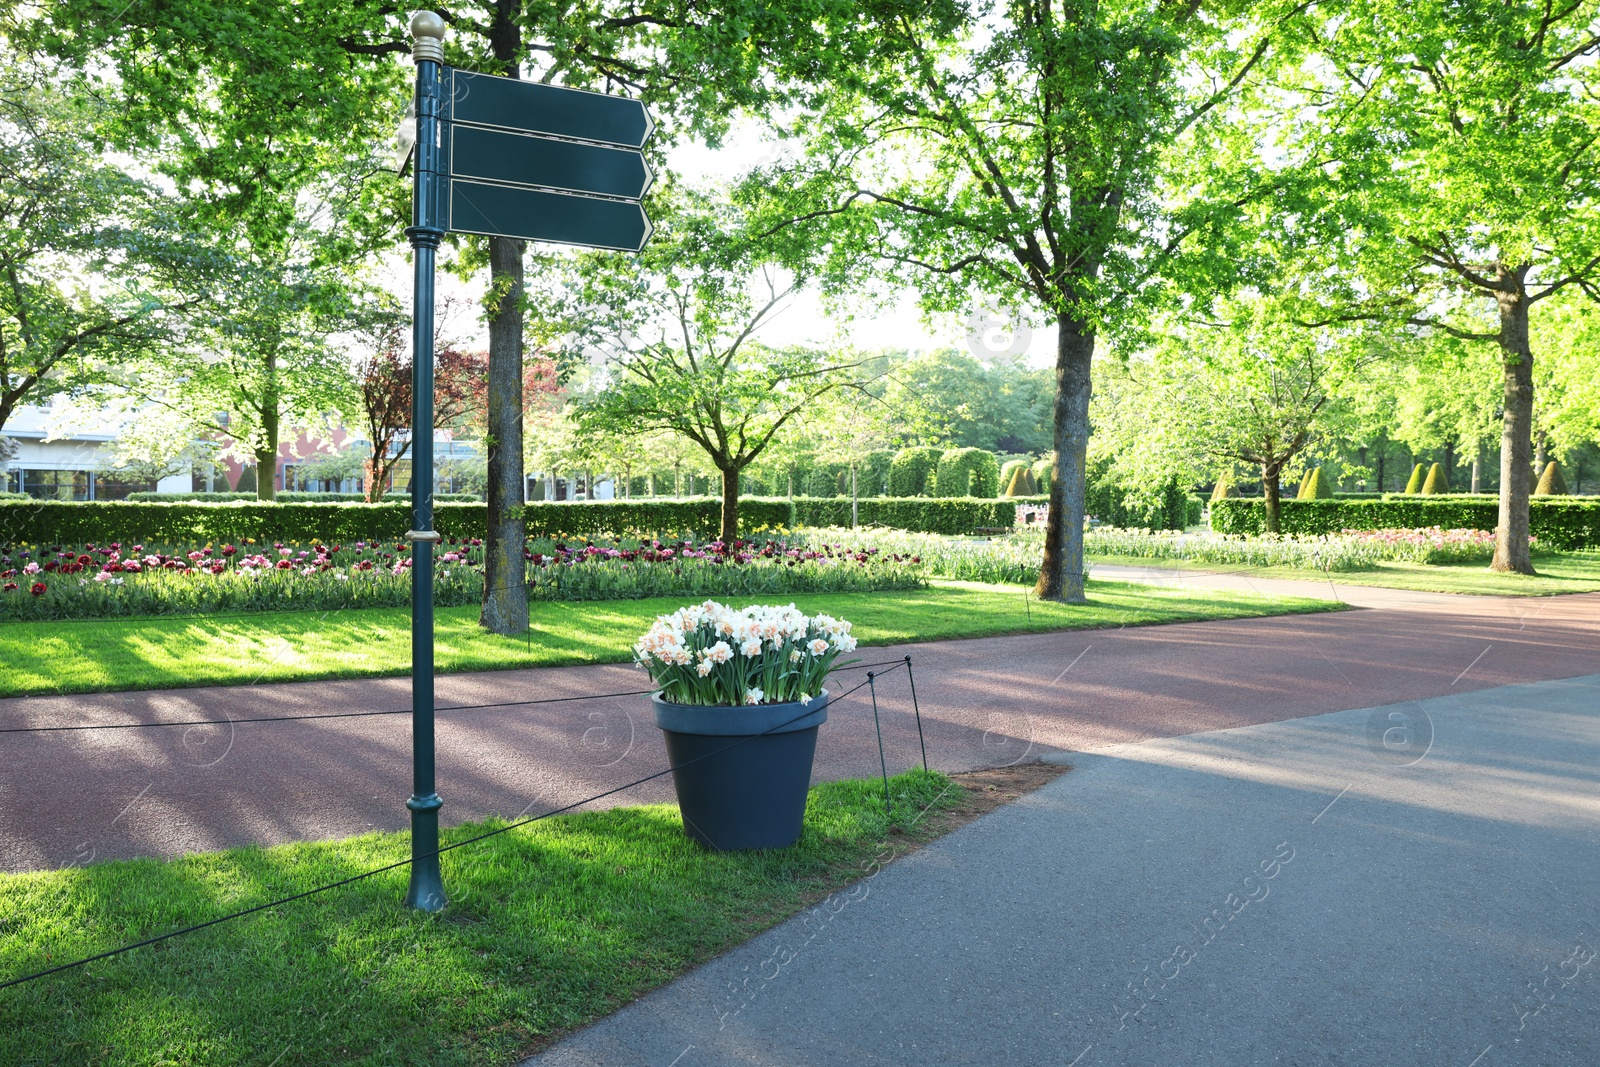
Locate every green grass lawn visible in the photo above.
<box><xmin>1088</xmin><ymin>550</ymin><xmax>1600</xmax><ymax>597</ymax></box>
<box><xmin>0</xmin><ymin>770</ymin><xmax>965</xmax><ymax>1066</ymax></box>
<box><xmin>0</xmin><ymin>579</ymin><xmax>1337</xmax><ymax>698</ymax></box>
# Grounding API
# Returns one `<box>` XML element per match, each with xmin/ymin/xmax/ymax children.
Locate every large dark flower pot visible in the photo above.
<box><xmin>651</xmin><ymin>690</ymin><xmax>830</xmax><ymax>851</ymax></box>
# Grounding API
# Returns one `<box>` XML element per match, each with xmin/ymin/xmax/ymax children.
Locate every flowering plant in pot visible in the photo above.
<box><xmin>635</xmin><ymin>601</ymin><xmax>857</xmax><ymax>849</ymax></box>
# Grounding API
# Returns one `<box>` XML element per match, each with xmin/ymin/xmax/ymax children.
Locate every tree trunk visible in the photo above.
<box><xmin>850</xmin><ymin>464</ymin><xmax>858</xmax><ymax>529</ymax></box>
<box><xmin>1491</xmin><ymin>273</ymin><xmax>1536</xmax><ymax>574</ymax></box>
<box><xmin>256</xmin><ymin>349</ymin><xmax>279</xmax><ymax>501</ymax></box>
<box><xmin>481</xmin><ymin>233</ymin><xmax>529</xmax><ymax>632</ymax></box>
<box><xmin>1035</xmin><ymin>315</ymin><xmax>1091</xmax><ymax>603</ymax></box>
<box><xmin>720</xmin><ymin>466</ymin><xmax>739</xmax><ymax>542</ymax></box>
<box><xmin>1443</xmin><ymin>439</ymin><xmax>1455</xmax><ymax>484</ymax></box>
<box><xmin>1470</xmin><ymin>444</ymin><xmax>1481</xmax><ymax>494</ymax></box>
<box><xmin>254</xmin><ymin>443</ymin><xmax>278</xmax><ymax>502</ymax></box>
<box><xmin>1376</xmin><ymin>446</ymin><xmax>1386</xmax><ymax>493</ymax></box>
<box><xmin>1533</xmin><ymin>428</ymin><xmax>1547</xmax><ymax>479</ymax></box>
<box><xmin>1262</xmin><ymin>461</ymin><xmax>1283</xmax><ymax>534</ymax></box>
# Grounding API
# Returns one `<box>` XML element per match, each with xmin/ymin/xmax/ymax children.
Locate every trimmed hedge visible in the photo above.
<box><xmin>125</xmin><ymin>491</ymin><xmax>482</xmax><ymax>503</ymax></box>
<box><xmin>933</xmin><ymin>447</ymin><xmax>1000</xmax><ymax>498</ymax></box>
<box><xmin>792</xmin><ymin>495</ymin><xmax>1048</xmax><ymax>535</ymax></box>
<box><xmin>1085</xmin><ymin>468</ymin><xmax>1194</xmax><ymax>531</ymax></box>
<box><xmin>1031</xmin><ymin>456</ymin><xmax>1054</xmax><ymax>494</ymax></box>
<box><xmin>1403</xmin><ymin>464</ymin><xmax>1426</xmax><ymax>494</ymax></box>
<box><xmin>888</xmin><ymin>447</ymin><xmax>943</xmax><ymax>497</ymax></box>
<box><xmin>0</xmin><ymin>499</ymin><xmax>798</xmax><ymax>546</ymax></box>
<box><xmin>1420</xmin><ymin>463</ymin><xmax>1450</xmax><ymax>494</ymax></box>
<box><xmin>1208</xmin><ymin>497</ymin><xmax>1600</xmax><ymax>550</ymax></box>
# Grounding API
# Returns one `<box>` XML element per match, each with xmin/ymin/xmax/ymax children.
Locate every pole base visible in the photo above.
<box><xmin>404</xmin><ymin>792</ymin><xmax>447</xmax><ymax>912</ymax></box>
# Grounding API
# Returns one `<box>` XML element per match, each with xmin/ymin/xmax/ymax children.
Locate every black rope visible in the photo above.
<box><xmin>0</xmin><ymin>669</ymin><xmax>903</xmax><ymax>994</ymax></box>
<box><xmin>0</xmin><ymin>658</ymin><xmax>914</xmax><ymax>736</ymax></box>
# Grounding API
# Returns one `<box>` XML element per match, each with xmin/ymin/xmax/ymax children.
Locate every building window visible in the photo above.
<box><xmin>15</xmin><ymin>469</ymin><xmax>90</xmax><ymax>500</ymax></box>
<box><xmin>91</xmin><ymin>474</ymin><xmax>157</xmax><ymax>500</ymax></box>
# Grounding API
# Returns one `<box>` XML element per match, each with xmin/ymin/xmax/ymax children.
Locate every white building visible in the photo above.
<box><xmin>0</xmin><ymin>405</ymin><xmax>189</xmax><ymax>499</ymax></box>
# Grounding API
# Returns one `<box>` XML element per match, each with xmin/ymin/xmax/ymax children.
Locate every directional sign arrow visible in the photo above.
<box><xmin>450</xmin><ymin>125</ymin><xmax>653</xmax><ymax>200</ymax></box>
<box><xmin>450</xmin><ymin>70</ymin><xmax>653</xmax><ymax>149</ymax></box>
<box><xmin>448</xmin><ymin>180</ymin><xmax>654</xmax><ymax>252</ymax></box>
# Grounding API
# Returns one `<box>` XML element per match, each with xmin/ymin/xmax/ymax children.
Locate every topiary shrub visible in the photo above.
<box><xmin>861</xmin><ymin>450</ymin><xmax>895</xmax><ymax>497</ymax></box>
<box><xmin>1003</xmin><ymin>465</ymin><xmax>1039</xmax><ymax>496</ymax></box>
<box><xmin>1211</xmin><ymin>471</ymin><xmax>1241</xmax><ymax>502</ymax></box>
<box><xmin>1535</xmin><ymin>461</ymin><xmax>1568</xmax><ymax>495</ymax></box>
<box><xmin>932</xmin><ymin>447</ymin><xmax>1000</xmax><ymax>498</ymax></box>
<box><xmin>1300</xmin><ymin>467</ymin><xmax>1335</xmax><ymax>499</ymax></box>
<box><xmin>998</xmin><ymin>459</ymin><xmax>1030</xmax><ymax>494</ymax></box>
<box><xmin>1031</xmin><ymin>455</ymin><xmax>1054</xmax><ymax>494</ymax></box>
<box><xmin>888</xmin><ymin>447</ymin><xmax>943</xmax><ymax>497</ymax></box>
<box><xmin>805</xmin><ymin>462</ymin><xmax>849</xmax><ymax>498</ymax></box>
<box><xmin>1420</xmin><ymin>462</ymin><xmax>1450</xmax><ymax>494</ymax></box>
<box><xmin>1403</xmin><ymin>463</ymin><xmax>1426</xmax><ymax>494</ymax></box>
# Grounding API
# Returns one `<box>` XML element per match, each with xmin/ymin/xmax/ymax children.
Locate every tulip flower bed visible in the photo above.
<box><xmin>793</xmin><ymin>524</ymin><xmax>1548</xmax><ymax>582</ymax></box>
<box><xmin>0</xmin><ymin>536</ymin><xmax>924</xmax><ymax>622</ymax></box>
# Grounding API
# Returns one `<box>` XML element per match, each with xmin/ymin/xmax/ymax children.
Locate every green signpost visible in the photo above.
<box><xmin>400</xmin><ymin>11</ymin><xmax>654</xmax><ymax>912</ymax></box>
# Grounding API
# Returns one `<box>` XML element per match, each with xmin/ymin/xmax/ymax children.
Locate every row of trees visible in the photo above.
<box><xmin>17</xmin><ymin>0</ymin><xmax>1600</xmax><ymax>627</ymax></box>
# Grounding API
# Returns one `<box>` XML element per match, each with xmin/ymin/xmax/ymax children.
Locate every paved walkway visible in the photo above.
<box><xmin>1</xmin><ymin>573</ymin><xmax>1596</xmax><ymax>873</ymax></box>
<box><xmin>526</xmin><ymin>673</ymin><xmax>1600</xmax><ymax>1067</ymax></box>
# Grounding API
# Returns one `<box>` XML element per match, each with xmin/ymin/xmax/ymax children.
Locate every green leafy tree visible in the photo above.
<box><xmin>742</xmin><ymin>2</ymin><xmax>1313</xmax><ymax>600</ymax></box>
<box><xmin>1093</xmin><ymin>304</ymin><xmax>1370</xmax><ymax>533</ymax></box>
<box><xmin>880</xmin><ymin>349</ymin><xmax>1052</xmax><ymax>454</ymax></box>
<box><xmin>0</xmin><ymin>64</ymin><xmax>204</xmax><ymax>433</ymax></box>
<box><xmin>805</xmin><ymin>389</ymin><xmax>903</xmax><ymax>526</ymax></box>
<box><xmin>559</xmin><ymin>213</ymin><xmax>871</xmax><ymax>540</ymax></box>
<box><xmin>1281</xmin><ymin>2</ymin><xmax>1600</xmax><ymax>572</ymax></box>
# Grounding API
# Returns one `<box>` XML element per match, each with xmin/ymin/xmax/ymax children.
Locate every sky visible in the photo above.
<box><xmin>419</xmin><ymin>118</ymin><xmax>1056</xmax><ymax>368</ymax></box>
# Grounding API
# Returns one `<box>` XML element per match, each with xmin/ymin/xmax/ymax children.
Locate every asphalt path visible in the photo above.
<box><xmin>526</xmin><ymin>673</ymin><xmax>1600</xmax><ymax>1067</ymax></box>
<box><xmin>1</xmin><ymin>572</ymin><xmax>1596</xmax><ymax>873</ymax></box>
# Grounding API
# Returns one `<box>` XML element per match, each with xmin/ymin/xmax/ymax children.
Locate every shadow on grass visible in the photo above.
<box><xmin>0</xmin><ymin>772</ymin><xmax>956</xmax><ymax>1067</ymax></box>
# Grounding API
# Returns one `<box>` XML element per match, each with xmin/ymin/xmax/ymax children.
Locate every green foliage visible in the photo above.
<box><xmin>1085</xmin><ymin>462</ymin><xmax>1191</xmax><ymax>531</ymax></box>
<box><xmin>0</xmin><ymin>66</ymin><xmax>206</xmax><ymax>433</ymax></box>
<box><xmin>1209</xmin><ymin>498</ymin><xmax>1600</xmax><ymax>550</ymax></box>
<box><xmin>804</xmin><ymin>462</ymin><xmax>850</xmax><ymax>498</ymax></box>
<box><xmin>932</xmin><ymin>448</ymin><xmax>1000</xmax><ymax>498</ymax></box>
<box><xmin>1031</xmin><ymin>457</ymin><xmax>1054</xmax><ymax>494</ymax></box>
<box><xmin>888</xmin><ymin>447</ymin><xmax>943</xmax><ymax>497</ymax></box>
<box><xmin>792</xmin><ymin>497</ymin><xmax>1047</xmax><ymax>535</ymax></box>
<box><xmin>1403</xmin><ymin>464</ymin><xmax>1426</xmax><ymax>494</ymax></box>
<box><xmin>1305</xmin><ymin>467</ymin><xmax>1331</xmax><ymax>502</ymax></box>
<box><xmin>1211</xmin><ymin>472</ymin><xmax>1241</xmax><ymax>501</ymax></box>
<box><xmin>1003</xmin><ymin>465</ymin><xmax>1040</xmax><ymax>497</ymax></box>
<box><xmin>879</xmin><ymin>350</ymin><xmax>1053</xmax><ymax>453</ymax></box>
<box><xmin>998</xmin><ymin>459</ymin><xmax>1030</xmax><ymax>493</ymax></box>
<box><xmin>860</xmin><ymin>451</ymin><xmax>895</xmax><ymax>498</ymax></box>
<box><xmin>0</xmin><ymin>499</ymin><xmax>799</xmax><ymax>546</ymax></box>
<box><xmin>1535</xmin><ymin>462</ymin><xmax>1568</xmax><ymax>496</ymax></box>
<box><xmin>124</xmin><ymin>492</ymin><xmax>481</xmax><ymax>503</ymax></box>
<box><xmin>1420</xmin><ymin>463</ymin><xmax>1449</xmax><ymax>495</ymax></box>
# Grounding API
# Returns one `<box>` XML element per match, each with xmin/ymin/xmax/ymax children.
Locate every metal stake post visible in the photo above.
<box><xmin>403</xmin><ymin>10</ymin><xmax>449</xmax><ymax>912</ymax></box>
<box><xmin>866</xmin><ymin>672</ymin><xmax>892</xmax><ymax>816</ymax></box>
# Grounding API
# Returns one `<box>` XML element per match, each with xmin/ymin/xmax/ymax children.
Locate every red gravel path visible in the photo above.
<box><xmin>2</xmin><ymin>574</ymin><xmax>1596</xmax><ymax>873</ymax></box>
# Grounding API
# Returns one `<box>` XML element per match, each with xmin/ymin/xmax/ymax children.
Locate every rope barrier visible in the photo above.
<box><xmin>0</xmin><ymin>666</ymin><xmax>911</xmax><ymax>994</ymax></box>
<box><xmin>0</xmin><ymin>658</ymin><xmax>914</xmax><ymax>736</ymax></box>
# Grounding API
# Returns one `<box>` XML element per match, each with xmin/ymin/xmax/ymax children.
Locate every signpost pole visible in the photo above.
<box><xmin>403</xmin><ymin>10</ymin><xmax>448</xmax><ymax>913</ymax></box>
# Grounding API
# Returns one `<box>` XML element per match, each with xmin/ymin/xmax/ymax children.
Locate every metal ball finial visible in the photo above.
<box><xmin>410</xmin><ymin>10</ymin><xmax>447</xmax><ymax>39</ymax></box>
<box><xmin>410</xmin><ymin>11</ymin><xmax>447</xmax><ymax>62</ymax></box>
